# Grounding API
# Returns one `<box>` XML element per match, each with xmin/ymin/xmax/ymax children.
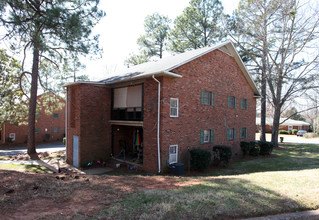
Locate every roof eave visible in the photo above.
<box><xmin>104</xmin><ymin>71</ymin><xmax>182</xmax><ymax>85</ymax></box>
<box><xmin>63</xmin><ymin>81</ymin><xmax>107</xmax><ymax>88</ymax></box>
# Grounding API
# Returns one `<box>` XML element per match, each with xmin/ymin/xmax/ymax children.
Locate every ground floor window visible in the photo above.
<box><xmin>169</xmin><ymin>145</ymin><xmax>178</xmax><ymax>164</ymax></box>
<box><xmin>200</xmin><ymin>129</ymin><xmax>214</xmax><ymax>144</ymax></box>
<box><xmin>288</xmin><ymin>125</ymin><xmax>293</xmax><ymax>131</ymax></box>
<box><xmin>240</xmin><ymin>127</ymin><xmax>247</xmax><ymax>139</ymax></box>
<box><xmin>227</xmin><ymin>128</ymin><xmax>236</xmax><ymax>141</ymax></box>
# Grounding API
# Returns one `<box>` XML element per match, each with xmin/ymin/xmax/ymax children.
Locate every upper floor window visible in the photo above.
<box><xmin>170</xmin><ymin>98</ymin><xmax>178</xmax><ymax>117</ymax></box>
<box><xmin>228</xmin><ymin>96</ymin><xmax>237</xmax><ymax>108</ymax></box>
<box><xmin>112</xmin><ymin>84</ymin><xmax>143</xmax><ymax>121</ymax></box>
<box><xmin>36</xmin><ymin>112</ymin><xmax>41</xmax><ymax>118</ymax></box>
<box><xmin>240</xmin><ymin>99</ymin><xmax>248</xmax><ymax>110</ymax></box>
<box><xmin>201</xmin><ymin>91</ymin><xmax>214</xmax><ymax>106</ymax></box>
<box><xmin>52</xmin><ymin>127</ymin><xmax>61</xmax><ymax>133</ymax></box>
<box><xmin>52</xmin><ymin>113</ymin><xmax>61</xmax><ymax>119</ymax></box>
<box><xmin>35</xmin><ymin>128</ymin><xmax>41</xmax><ymax>134</ymax></box>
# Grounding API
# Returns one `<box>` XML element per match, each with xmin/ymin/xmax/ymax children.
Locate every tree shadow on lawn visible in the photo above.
<box><xmin>205</xmin><ymin>143</ymin><xmax>319</xmax><ymax>176</ymax></box>
<box><xmin>98</xmin><ymin>177</ymin><xmax>315</xmax><ymax>219</ymax></box>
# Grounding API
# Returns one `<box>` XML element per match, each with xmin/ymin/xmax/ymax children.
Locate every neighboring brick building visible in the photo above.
<box><xmin>65</xmin><ymin>41</ymin><xmax>260</xmax><ymax>173</ymax></box>
<box><xmin>0</xmin><ymin>93</ymin><xmax>65</xmax><ymax>145</ymax></box>
<box><xmin>256</xmin><ymin>117</ymin><xmax>310</xmax><ymax>133</ymax></box>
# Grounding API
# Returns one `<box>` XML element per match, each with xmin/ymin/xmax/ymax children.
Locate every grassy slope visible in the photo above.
<box><xmin>96</xmin><ymin>143</ymin><xmax>319</xmax><ymax>219</ymax></box>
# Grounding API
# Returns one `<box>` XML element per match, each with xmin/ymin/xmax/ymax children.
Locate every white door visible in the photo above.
<box><xmin>73</xmin><ymin>136</ymin><xmax>79</xmax><ymax>167</ymax></box>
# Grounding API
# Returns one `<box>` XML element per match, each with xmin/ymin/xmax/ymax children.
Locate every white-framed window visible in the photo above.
<box><xmin>288</xmin><ymin>125</ymin><xmax>293</xmax><ymax>131</ymax></box>
<box><xmin>240</xmin><ymin>127</ymin><xmax>248</xmax><ymax>139</ymax></box>
<box><xmin>170</xmin><ymin>98</ymin><xmax>179</xmax><ymax>117</ymax></box>
<box><xmin>169</xmin><ymin>145</ymin><xmax>178</xmax><ymax>164</ymax></box>
<box><xmin>200</xmin><ymin>129</ymin><xmax>214</xmax><ymax>144</ymax></box>
<box><xmin>204</xmin><ymin>130</ymin><xmax>210</xmax><ymax>143</ymax></box>
<box><xmin>9</xmin><ymin>133</ymin><xmax>15</xmax><ymax>141</ymax></box>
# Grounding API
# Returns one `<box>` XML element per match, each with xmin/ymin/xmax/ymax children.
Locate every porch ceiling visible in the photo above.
<box><xmin>110</xmin><ymin>120</ymin><xmax>143</xmax><ymax>127</ymax></box>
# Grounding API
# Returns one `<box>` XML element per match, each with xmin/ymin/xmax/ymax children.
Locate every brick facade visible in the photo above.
<box><xmin>66</xmin><ymin>46</ymin><xmax>258</xmax><ymax>173</ymax></box>
<box><xmin>66</xmin><ymin>84</ymin><xmax>111</xmax><ymax>167</ymax></box>
<box><xmin>0</xmin><ymin>95</ymin><xmax>65</xmax><ymax>145</ymax></box>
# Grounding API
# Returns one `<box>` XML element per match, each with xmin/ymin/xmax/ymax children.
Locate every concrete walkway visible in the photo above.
<box><xmin>242</xmin><ymin>209</ymin><xmax>319</xmax><ymax>220</ymax></box>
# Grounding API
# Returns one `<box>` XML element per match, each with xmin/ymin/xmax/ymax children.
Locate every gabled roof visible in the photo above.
<box><xmin>66</xmin><ymin>41</ymin><xmax>260</xmax><ymax>96</ymax></box>
<box><xmin>256</xmin><ymin>117</ymin><xmax>310</xmax><ymax>126</ymax></box>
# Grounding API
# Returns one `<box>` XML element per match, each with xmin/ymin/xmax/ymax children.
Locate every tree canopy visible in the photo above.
<box><xmin>0</xmin><ymin>49</ymin><xmax>28</xmax><ymax>127</ymax></box>
<box><xmin>0</xmin><ymin>0</ymin><xmax>105</xmax><ymax>157</ymax></box>
<box><xmin>170</xmin><ymin>0</ymin><xmax>226</xmax><ymax>53</ymax></box>
<box><xmin>125</xmin><ymin>13</ymin><xmax>171</xmax><ymax>66</ymax></box>
<box><xmin>229</xmin><ymin>0</ymin><xmax>319</xmax><ymax>146</ymax></box>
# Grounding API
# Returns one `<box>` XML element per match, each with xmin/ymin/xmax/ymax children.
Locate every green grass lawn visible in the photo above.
<box><xmin>0</xmin><ymin>163</ymin><xmax>52</xmax><ymax>173</ymax></box>
<box><xmin>95</xmin><ymin>143</ymin><xmax>319</xmax><ymax>219</ymax></box>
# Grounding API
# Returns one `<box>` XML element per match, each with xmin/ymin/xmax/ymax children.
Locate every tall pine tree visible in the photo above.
<box><xmin>0</xmin><ymin>0</ymin><xmax>105</xmax><ymax>158</ymax></box>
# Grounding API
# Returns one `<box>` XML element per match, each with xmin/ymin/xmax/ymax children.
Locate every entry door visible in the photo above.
<box><xmin>73</xmin><ymin>135</ymin><xmax>79</xmax><ymax>167</ymax></box>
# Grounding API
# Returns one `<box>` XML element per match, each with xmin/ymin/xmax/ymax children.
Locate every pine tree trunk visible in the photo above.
<box><xmin>27</xmin><ymin>47</ymin><xmax>39</xmax><ymax>159</ymax></box>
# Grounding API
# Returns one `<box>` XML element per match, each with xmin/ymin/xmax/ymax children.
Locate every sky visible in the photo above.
<box><xmin>84</xmin><ymin>0</ymin><xmax>240</xmax><ymax>81</ymax></box>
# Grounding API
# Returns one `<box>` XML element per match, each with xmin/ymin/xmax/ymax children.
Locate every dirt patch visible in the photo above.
<box><xmin>0</xmin><ymin>170</ymin><xmax>203</xmax><ymax>219</ymax></box>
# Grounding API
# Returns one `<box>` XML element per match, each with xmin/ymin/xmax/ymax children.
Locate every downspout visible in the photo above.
<box><xmin>152</xmin><ymin>75</ymin><xmax>161</xmax><ymax>173</ymax></box>
<box><xmin>65</xmin><ymin>88</ymin><xmax>68</xmax><ymax>156</ymax></box>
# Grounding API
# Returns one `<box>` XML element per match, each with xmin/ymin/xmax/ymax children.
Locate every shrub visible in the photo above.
<box><xmin>258</xmin><ymin>141</ymin><xmax>274</xmax><ymax>155</ymax></box>
<box><xmin>212</xmin><ymin>145</ymin><xmax>232</xmax><ymax>166</ymax></box>
<box><xmin>190</xmin><ymin>148</ymin><xmax>211</xmax><ymax>171</ymax></box>
<box><xmin>249</xmin><ymin>141</ymin><xmax>260</xmax><ymax>156</ymax></box>
<box><xmin>292</xmin><ymin>129</ymin><xmax>298</xmax><ymax>135</ymax></box>
<box><xmin>240</xmin><ymin>141</ymin><xmax>251</xmax><ymax>157</ymax></box>
<box><xmin>279</xmin><ymin>130</ymin><xmax>288</xmax><ymax>134</ymax></box>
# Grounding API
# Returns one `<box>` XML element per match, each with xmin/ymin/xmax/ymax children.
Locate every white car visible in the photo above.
<box><xmin>296</xmin><ymin>130</ymin><xmax>307</xmax><ymax>137</ymax></box>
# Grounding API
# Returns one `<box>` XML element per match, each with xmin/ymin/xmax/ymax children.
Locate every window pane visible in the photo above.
<box><xmin>204</xmin><ymin>130</ymin><xmax>210</xmax><ymax>142</ymax></box>
<box><xmin>202</xmin><ymin>91</ymin><xmax>210</xmax><ymax>105</ymax></box>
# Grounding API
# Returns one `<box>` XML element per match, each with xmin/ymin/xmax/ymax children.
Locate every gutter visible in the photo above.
<box><xmin>152</xmin><ymin>75</ymin><xmax>161</xmax><ymax>174</ymax></box>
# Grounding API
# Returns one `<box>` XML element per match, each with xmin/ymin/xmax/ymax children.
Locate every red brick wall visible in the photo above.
<box><xmin>1</xmin><ymin>98</ymin><xmax>65</xmax><ymax>145</ymax></box>
<box><xmin>279</xmin><ymin>125</ymin><xmax>310</xmax><ymax>131</ymax></box>
<box><xmin>66</xmin><ymin>84</ymin><xmax>111</xmax><ymax>167</ymax></box>
<box><xmin>157</xmin><ymin>49</ymin><xmax>256</xmax><ymax>172</ymax></box>
<box><xmin>66</xmin><ymin>49</ymin><xmax>257</xmax><ymax>173</ymax></box>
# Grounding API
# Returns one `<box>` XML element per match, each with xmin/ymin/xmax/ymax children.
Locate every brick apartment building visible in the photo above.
<box><xmin>65</xmin><ymin>41</ymin><xmax>260</xmax><ymax>173</ymax></box>
<box><xmin>0</xmin><ymin>94</ymin><xmax>66</xmax><ymax>145</ymax></box>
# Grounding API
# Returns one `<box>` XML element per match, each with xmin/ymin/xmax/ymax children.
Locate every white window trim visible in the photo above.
<box><xmin>288</xmin><ymin>125</ymin><xmax>293</xmax><ymax>131</ymax></box>
<box><xmin>9</xmin><ymin>133</ymin><xmax>15</xmax><ymax>141</ymax></box>
<box><xmin>169</xmin><ymin>145</ymin><xmax>178</xmax><ymax>164</ymax></box>
<box><xmin>203</xmin><ymin>130</ymin><xmax>210</xmax><ymax>143</ymax></box>
<box><xmin>170</xmin><ymin>98</ymin><xmax>179</xmax><ymax>117</ymax></box>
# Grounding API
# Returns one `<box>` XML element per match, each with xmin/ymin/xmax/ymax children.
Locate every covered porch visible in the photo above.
<box><xmin>111</xmin><ymin>121</ymin><xmax>144</xmax><ymax>166</ymax></box>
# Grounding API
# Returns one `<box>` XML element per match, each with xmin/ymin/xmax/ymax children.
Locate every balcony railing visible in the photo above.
<box><xmin>111</xmin><ymin>107</ymin><xmax>143</xmax><ymax>121</ymax></box>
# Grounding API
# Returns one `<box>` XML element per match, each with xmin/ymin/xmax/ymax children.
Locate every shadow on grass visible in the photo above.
<box><xmin>24</xmin><ymin>164</ymin><xmax>52</xmax><ymax>173</ymax></box>
<box><xmin>206</xmin><ymin>143</ymin><xmax>319</xmax><ymax>176</ymax></box>
<box><xmin>96</xmin><ymin>177</ymin><xmax>316</xmax><ymax>219</ymax></box>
